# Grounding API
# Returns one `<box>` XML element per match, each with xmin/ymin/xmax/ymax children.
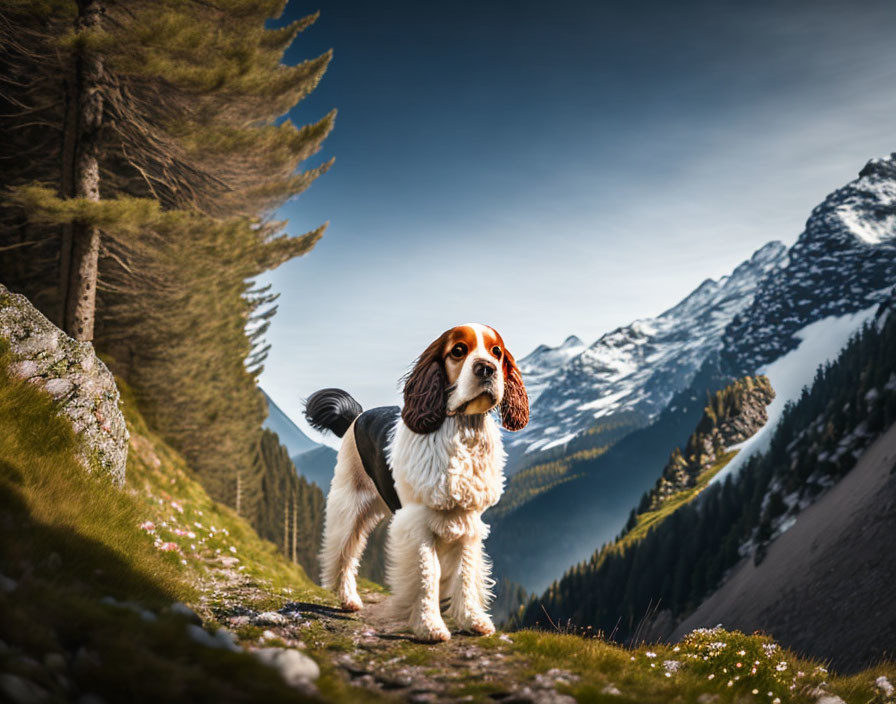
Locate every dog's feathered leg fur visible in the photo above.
<box><xmin>445</xmin><ymin>519</ymin><xmax>495</xmax><ymax>635</ymax></box>
<box><xmin>319</xmin><ymin>425</ymin><xmax>386</xmax><ymax>611</ymax></box>
<box><xmin>386</xmin><ymin>504</ymin><xmax>451</xmax><ymax>642</ymax></box>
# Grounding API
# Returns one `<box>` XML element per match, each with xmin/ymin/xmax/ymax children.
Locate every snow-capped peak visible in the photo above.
<box><xmin>511</xmin><ymin>241</ymin><xmax>787</xmax><ymax>456</ymax></box>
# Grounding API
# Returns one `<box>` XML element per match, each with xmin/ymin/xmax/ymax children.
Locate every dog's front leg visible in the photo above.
<box><xmin>387</xmin><ymin>505</ymin><xmax>451</xmax><ymax>642</ymax></box>
<box><xmin>447</xmin><ymin>526</ymin><xmax>495</xmax><ymax>636</ymax></box>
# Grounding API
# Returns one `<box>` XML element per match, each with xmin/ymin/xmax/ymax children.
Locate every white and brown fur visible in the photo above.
<box><xmin>306</xmin><ymin>323</ymin><xmax>529</xmax><ymax>642</ymax></box>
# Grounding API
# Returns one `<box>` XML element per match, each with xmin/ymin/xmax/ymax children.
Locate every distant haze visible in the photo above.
<box><xmin>258</xmin><ymin>0</ymin><xmax>896</xmax><ymax>445</ymax></box>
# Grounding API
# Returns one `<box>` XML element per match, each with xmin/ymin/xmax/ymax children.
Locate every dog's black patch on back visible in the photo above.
<box><xmin>354</xmin><ymin>406</ymin><xmax>402</xmax><ymax>513</ymax></box>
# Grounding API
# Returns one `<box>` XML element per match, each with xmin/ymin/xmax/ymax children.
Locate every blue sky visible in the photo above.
<box><xmin>258</xmin><ymin>0</ymin><xmax>896</xmax><ymax>444</ymax></box>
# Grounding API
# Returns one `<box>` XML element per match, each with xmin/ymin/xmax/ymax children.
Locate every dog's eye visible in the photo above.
<box><xmin>491</xmin><ymin>346</ymin><xmax>502</xmax><ymax>358</ymax></box>
<box><xmin>450</xmin><ymin>343</ymin><xmax>467</xmax><ymax>359</ymax></box>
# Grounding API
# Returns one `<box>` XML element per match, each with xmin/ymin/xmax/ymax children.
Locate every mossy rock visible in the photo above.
<box><xmin>0</xmin><ymin>284</ymin><xmax>128</xmax><ymax>485</ymax></box>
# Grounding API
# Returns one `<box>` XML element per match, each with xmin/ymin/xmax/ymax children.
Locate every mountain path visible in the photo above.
<box><xmin>197</xmin><ymin>565</ymin><xmax>578</xmax><ymax>703</ymax></box>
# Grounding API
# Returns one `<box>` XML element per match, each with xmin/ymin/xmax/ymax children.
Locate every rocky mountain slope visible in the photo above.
<box><xmin>517</xmin><ymin>334</ymin><xmax>586</xmax><ymax>404</ymax></box>
<box><xmin>722</xmin><ymin>154</ymin><xmax>896</xmax><ymax>375</ymax></box>
<box><xmin>514</xmin><ymin>295</ymin><xmax>896</xmax><ymax>670</ymax></box>
<box><xmin>673</xmin><ymin>421</ymin><xmax>896</xmax><ymax>673</ymax></box>
<box><xmin>491</xmin><ymin>154</ymin><xmax>896</xmax><ymax>594</ymax></box>
<box><xmin>509</xmin><ymin>242</ymin><xmax>787</xmax><ymax>459</ymax></box>
<box><xmin>640</xmin><ymin>376</ymin><xmax>774</xmax><ymax>514</ymax></box>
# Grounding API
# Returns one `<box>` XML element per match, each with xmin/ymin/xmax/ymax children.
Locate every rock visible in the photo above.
<box><xmin>816</xmin><ymin>696</ymin><xmax>847</xmax><ymax>704</ymax></box>
<box><xmin>169</xmin><ymin>601</ymin><xmax>202</xmax><ymax>624</ymax></box>
<box><xmin>254</xmin><ymin>611</ymin><xmax>289</xmax><ymax>626</ymax></box>
<box><xmin>0</xmin><ymin>572</ymin><xmax>17</xmax><ymax>592</ymax></box>
<box><xmin>601</xmin><ymin>683</ymin><xmax>621</xmax><ymax>695</ymax></box>
<box><xmin>0</xmin><ymin>285</ymin><xmax>128</xmax><ymax>486</ymax></box>
<box><xmin>504</xmin><ymin>685</ymin><xmax>577</xmax><ymax>704</ymax></box>
<box><xmin>252</xmin><ymin>647</ymin><xmax>320</xmax><ymax>686</ymax></box>
<box><xmin>186</xmin><ymin>625</ymin><xmax>241</xmax><ymax>652</ymax></box>
<box><xmin>0</xmin><ymin>673</ymin><xmax>47</xmax><ymax>704</ymax></box>
<box><xmin>43</xmin><ymin>653</ymin><xmax>66</xmax><ymax>672</ymax></box>
<box><xmin>696</xmin><ymin>695</ymin><xmax>719</xmax><ymax>704</ymax></box>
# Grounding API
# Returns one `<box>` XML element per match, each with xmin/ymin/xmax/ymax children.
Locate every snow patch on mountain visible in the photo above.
<box><xmin>722</xmin><ymin>154</ymin><xmax>896</xmax><ymax>374</ymax></box>
<box><xmin>510</xmin><ymin>241</ymin><xmax>788</xmax><ymax>455</ymax></box>
<box><xmin>518</xmin><ymin>335</ymin><xmax>586</xmax><ymax>403</ymax></box>
<box><xmin>714</xmin><ymin>303</ymin><xmax>882</xmax><ymax>484</ymax></box>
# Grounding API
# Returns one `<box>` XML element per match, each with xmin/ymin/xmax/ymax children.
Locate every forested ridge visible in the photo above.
<box><xmin>0</xmin><ymin>0</ymin><xmax>329</xmax><ymax>567</ymax></box>
<box><xmin>512</xmin><ymin>298</ymin><xmax>896</xmax><ymax>640</ymax></box>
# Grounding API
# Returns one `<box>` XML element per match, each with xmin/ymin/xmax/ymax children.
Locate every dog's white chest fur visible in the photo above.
<box><xmin>388</xmin><ymin>414</ymin><xmax>506</xmax><ymax>513</ymax></box>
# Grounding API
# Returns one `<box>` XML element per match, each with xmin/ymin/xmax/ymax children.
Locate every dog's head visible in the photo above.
<box><xmin>401</xmin><ymin>323</ymin><xmax>529</xmax><ymax>435</ymax></box>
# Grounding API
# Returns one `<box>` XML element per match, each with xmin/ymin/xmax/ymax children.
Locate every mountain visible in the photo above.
<box><xmin>721</xmin><ymin>154</ymin><xmax>896</xmax><ymax>375</ymax></box>
<box><xmin>291</xmin><ymin>445</ymin><xmax>338</xmax><ymax>492</ymax></box>
<box><xmin>509</xmin><ymin>241</ymin><xmax>787</xmax><ymax>459</ymax></box>
<box><xmin>673</xmin><ymin>422</ymin><xmax>896</xmax><ymax>673</ymax></box>
<box><xmin>513</xmin><ymin>297</ymin><xmax>896</xmax><ymax>673</ymax></box>
<box><xmin>517</xmin><ymin>335</ymin><xmax>586</xmax><ymax>403</ymax></box>
<box><xmin>490</xmin><ymin>154</ymin><xmax>896</xmax><ymax>593</ymax></box>
<box><xmin>260</xmin><ymin>389</ymin><xmax>320</xmax><ymax>457</ymax></box>
<box><xmin>261</xmin><ymin>389</ymin><xmax>338</xmax><ymax>490</ymax></box>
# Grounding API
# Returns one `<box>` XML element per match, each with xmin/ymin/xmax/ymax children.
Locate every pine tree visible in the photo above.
<box><xmin>1</xmin><ymin>0</ymin><xmax>334</xmax><ymax>507</ymax></box>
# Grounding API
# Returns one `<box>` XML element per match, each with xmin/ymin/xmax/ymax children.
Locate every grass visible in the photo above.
<box><xmin>502</xmin><ymin>626</ymin><xmax>896</xmax><ymax>704</ymax></box>
<box><xmin>0</xmin><ymin>347</ymin><xmax>327</xmax><ymax>702</ymax></box>
<box><xmin>622</xmin><ymin>450</ymin><xmax>738</xmax><ymax>546</ymax></box>
<box><xmin>117</xmin><ymin>376</ymin><xmax>328</xmax><ymax>605</ymax></box>
<box><xmin>3</xmin><ymin>338</ymin><xmax>896</xmax><ymax>704</ymax></box>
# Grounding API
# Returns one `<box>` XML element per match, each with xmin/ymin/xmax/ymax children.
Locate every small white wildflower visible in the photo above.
<box><xmin>876</xmin><ymin>676</ymin><xmax>894</xmax><ymax>696</ymax></box>
<box><xmin>672</xmin><ymin>646</ymin><xmax>680</xmax><ymax>653</ymax></box>
<box><xmin>708</xmin><ymin>674</ymin><xmax>715</xmax><ymax>680</ymax></box>
<box><xmin>229</xmin><ymin>546</ymin><xmax>237</xmax><ymax>554</ymax></box>
<box><xmin>752</xmin><ymin>689</ymin><xmax>759</xmax><ymax>695</ymax></box>
<box><xmin>775</xmin><ymin>661</ymin><xmax>787</xmax><ymax>672</ymax></box>
<box><xmin>645</xmin><ymin>651</ymin><xmax>657</xmax><ymax>658</ymax></box>
<box><xmin>664</xmin><ymin>672</ymin><xmax>671</xmax><ymax>678</ymax></box>
<box><xmin>727</xmin><ymin>680</ymin><xmax>734</xmax><ymax>687</ymax></box>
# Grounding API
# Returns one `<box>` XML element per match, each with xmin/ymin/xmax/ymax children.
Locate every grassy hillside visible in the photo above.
<box><xmin>0</xmin><ymin>346</ymin><xmax>330</xmax><ymax>702</ymax></box>
<box><xmin>3</xmin><ymin>344</ymin><xmax>896</xmax><ymax>703</ymax></box>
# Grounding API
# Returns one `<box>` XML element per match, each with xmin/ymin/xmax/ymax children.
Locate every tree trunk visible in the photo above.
<box><xmin>283</xmin><ymin>499</ymin><xmax>289</xmax><ymax>556</ymax></box>
<box><xmin>62</xmin><ymin>0</ymin><xmax>104</xmax><ymax>341</ymax></box>
<box><xmin>291</xmin><ymin>491</ymin><xmax>297</xmax><ymax>564</ymax></box>
<box><xmin>235</xmin><ymin>471</ymin><xmax>242</xmax><ymax>517</ymax></box>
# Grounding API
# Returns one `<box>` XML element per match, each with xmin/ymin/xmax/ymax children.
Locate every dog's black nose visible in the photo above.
<box><xmin>473</xmin><ymin>360</ymin><xmax>496</xmax><ymax>379</ymax></box>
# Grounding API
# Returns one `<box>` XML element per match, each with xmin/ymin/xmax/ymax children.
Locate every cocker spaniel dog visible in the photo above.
<box><xmin>304</xmin><ymin>323</ymin><xmax>528</xmax><ymax>642</ymax></box>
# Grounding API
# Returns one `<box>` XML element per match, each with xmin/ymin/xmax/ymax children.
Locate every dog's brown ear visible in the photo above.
<box><xmin>500</xmin><ymin>348</ymin><xmax>529</xmax><ymax>431</ymax></box>
<box><xmin>402</xmin><ymin>333</ymin><xmax>449</xmax><ymax>434</ymax></box>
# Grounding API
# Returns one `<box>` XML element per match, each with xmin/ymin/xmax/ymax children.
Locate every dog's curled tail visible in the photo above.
<box><xmin>304</xmin><ymin>388</ymin><xmax>363</xmax><ymax>438</ymax></box>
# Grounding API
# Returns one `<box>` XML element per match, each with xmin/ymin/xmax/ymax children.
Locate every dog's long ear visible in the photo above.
<box><xmin>401</xmin><ymin>333</ymin><xmax>449</xmax><ymax>434</ymax></box>
<box><xmin>500</xmin><ymin>347</ymin><xmax>529</xmax><ymax>431</ymax></box>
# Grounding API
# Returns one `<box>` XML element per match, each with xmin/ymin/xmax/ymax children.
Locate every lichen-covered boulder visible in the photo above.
<box><xmin>0</xmin><ymin>284</ymin><xmax>128</xmax><ymax>486</ymax></box>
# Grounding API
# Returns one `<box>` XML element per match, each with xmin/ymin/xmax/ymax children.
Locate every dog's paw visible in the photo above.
<box><xmin>417</xmin><ymin>623</ymin><xmax>451</xmax><ymax>643</ymax></box>
<box><xmin>467</xmin><ymin>612</ymin><xmax>495</xmax><ymax>636</ymax></box>
<box><xmin>340</xmin><ymin>594</ymin><xmax>363</xmax><ymax>612</ymax></box>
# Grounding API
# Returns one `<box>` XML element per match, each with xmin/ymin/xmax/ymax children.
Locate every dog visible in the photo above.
<box><xmin>304</xmin><ymin>323</ymin><xmax>529</xmax><ymax>642</ymax></box>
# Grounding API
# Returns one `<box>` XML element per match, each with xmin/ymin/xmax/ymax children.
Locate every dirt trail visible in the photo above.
<box><xmin>198</xmin><ymin>569</ymin><xmax>578</xmax><ymax>703</ymax></box>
